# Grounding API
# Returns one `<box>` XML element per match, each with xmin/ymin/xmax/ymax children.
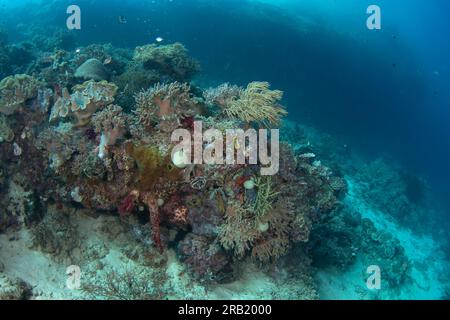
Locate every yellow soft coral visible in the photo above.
<box><xmin>224</xmin><ymin>81</ymin><xmax>287</xmax><ymax>127</ymax></box>
<box><xmin>126</xmin><ymin>143</ymin><xmax>181</xmax><ymax>191</ymax></box>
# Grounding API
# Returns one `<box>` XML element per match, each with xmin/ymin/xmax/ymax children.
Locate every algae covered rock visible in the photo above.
<box><xmin>0</xmin><ymin>114</ymin><xmax>14</xmax><ymax>143</ymax></box>
<box><xmin>31</xmin><ymin>205</ymin><xmax>80</xmax><ymax>260</ymax></box>
<box><xmin>75</xmin><ymin>58</ymin><xmax>109</xmax><ymax>81</ymax></box>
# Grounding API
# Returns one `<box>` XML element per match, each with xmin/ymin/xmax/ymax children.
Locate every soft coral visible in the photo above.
<box><xmin>118</xmin><ymin>190</ymin><xmax>139</xmax><ymax>217</ymax></box>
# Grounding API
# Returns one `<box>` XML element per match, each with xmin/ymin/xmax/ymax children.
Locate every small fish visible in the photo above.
<box><xmin>118</xmin><ymin>15</ymin><xmax>127</xmax><ymax>24</ymax></box>
<box><xmin>156</xmin><ymin>37</ymin><xmax>164</xmax><ymax>43</ymax></box>
<box><xmin>103</xmin><ymin>56</ymin><xmax>112</xmax><ymax>65</ymax></box>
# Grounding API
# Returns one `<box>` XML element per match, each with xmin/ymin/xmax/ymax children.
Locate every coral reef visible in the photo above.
<box><xmin>0</xmin><ymin>74</ymin><xmax>40</xmax><ymax>115</ymax></box>
<box><xmin>133</xmin><ymin>43</ymin><xmax>200</xmax><ymax>81</ymax></box>
<box><xmin>178</xmin><ymin>233</ymin><xmax>232</xmax><ymax>283</ymax></box>
<box><xmin>132</xmin><ymin>81</ymin><xmax>202</xmax><ymax>137</ymax></box>
<box><xmin>308</xmin><ymin>204</ymin><xmax>410</xmax><ymax>288</ymax></box>
<box><xmin>82</xmin><ymin>265</ymin><xmax>167</xmax><ymax>300</ymax></box>
<box><xmin>75</xmin><ymin>58</ymin><xmax>109</xmax><ymax>81</ymax></box>
<box><xmin>0</xmin><ymin>39</ymin><xmax>359</xmax><ymax>297</ymax></box>
<box><xmin>207</xmin><ymin>81</ymin><xmax>287</xmax><ymax>127</ymax></box>
<box><xmin>0</xmin><ymin>114</ymin><xmax>14</xmax><ymax>143</ymax></box>
<box><xmin>217</xmin><ymin>143</ymin><xmax>344</xmax><ymax>264</ymax></box>
<box><xmin>354</xmin><ymin>158</ymin><xmax>431</xmax><ymax>232</ymax></box>
<box><xmin>31</xmin><ymin>204</ymin><xmax>80</xmax><ymax>261</ymax></box>
<box><xmin>91</xmin><ymin>104</ymin><xmax>129</xmax><ymax>158</ymax></box>
<box><xmin>49</xmin><ymin>80</ymin><xmax>118</xmax><ymax>126</ymax></box>
<box><xmin>0</xmin><ymin>274</ymin><xmax>33</xmax><ymax>300</ymax></box>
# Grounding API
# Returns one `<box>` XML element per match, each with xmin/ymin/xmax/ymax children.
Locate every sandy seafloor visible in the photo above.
<box><xmin>0</xmin><ymin>120</ymin><xmax>447</xmax><ymax>300</ymax></box>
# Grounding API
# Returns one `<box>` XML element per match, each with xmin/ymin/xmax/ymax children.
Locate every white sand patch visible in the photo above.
<box><xmin>209</xmin><ymin>263</ymin><xmax>277</xmax><ymax>300</ymax></box>
<box><xmin>0</xmin><ymin>229</ymin><xmax>82</xmax><ymax>299</ymax></box>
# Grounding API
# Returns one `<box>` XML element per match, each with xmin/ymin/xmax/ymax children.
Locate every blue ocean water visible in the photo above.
<box><xmin>0</xmin><ymin>0</ymin><xmax>449</xmax><ymax>299</ymax></box>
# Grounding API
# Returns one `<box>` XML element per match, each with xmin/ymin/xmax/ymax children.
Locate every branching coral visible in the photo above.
<box><xmin>82</xmin><ymin>264</ymin><xmax>167</xmax><ymax>300</ymax></box>
<box><xmin>222</xmin><ymin>81</ymin><xmax>287</xmax><ymax>127</ymax></box>
<box><xmin>249</xmin><ymin>199</ymin><xmax>292</xmax><ymax>262</ymax></box>
<box><xmin>0</xmin><ymin>74</ymin><xmax>40</xmax><ymax>115</ymax></box>
<box><xmin>218</xmin><ymin>193</ymin><xmax>294</xmax><ymax>263</ymax></box>
<box><xmin>217</xmin><ymin>142</ymin><xmax>342</xmax><ymax>264</ymax></box>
